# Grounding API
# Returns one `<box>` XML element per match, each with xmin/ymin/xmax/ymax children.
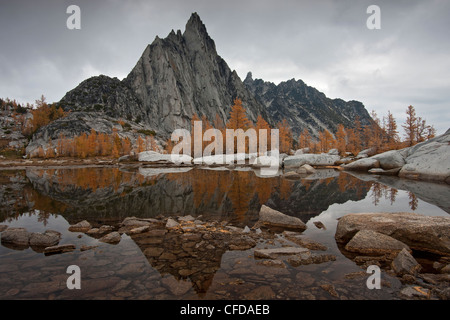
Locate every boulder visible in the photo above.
<box><xmin>283</xmin><ymin>154</ymin><xmax>340</xmax><ymax>169</ymax></box>
<box><xmin>68</xmin><ymin>220</ymin><xmax>92</xmax><ymax>232</ymax></box>
<box><xmin>344</xmin><ymin>230</ymin><xmax>410</xmax><ymax>256</ymax></box>
<box><xmin>368</xmin><ymin>168</ymin><xmax>401</xmax><ymax>176</ymax></box>
<box><xmin>0</xmin><ymin>227</ymin><xmax>30</xmax><ymax>246</ymax></box>
<box><xmin>166</xmin><ymin>218</ymin><xmax>180</xmax><ymax>229</ymax></box>
<box><xmin>283</xmin><ymin>171</ymin><xmax>302</xmax><ymax>179</ymax></box>
<box><xmin>343</xmin><ymin>158</ymin><xmax>380</xmax><ymax>171</ymax></box>
<box><xmin>251</xmin><ymin>155</ymin><xmax>281</xmax><ymax>168</ymax></box>
<box><xmin>29</xmin><ymin>230</ymin><xmax>61</xmax><ymax>247</ymax></box>
<box><xmin>99</xmin><ymin>231</ymin><xmax>121</xmax><ymax>244</ymax></box>
<box><xmin>254</xmin><ymin>247</ymin><xmax>310</xmax><ymax>259</ymax></box>
<box><xmin>44</xmin><ymin>244</ymin><xmax>76</xmax><ymax>255</ymax></box>
<box><xmin>128</xmin><ymin>226</ymin><xmax>150</xmax><ymax>234</ymax></box>
<box><xmin>372</xmin><ymin>150</ymin><xmax>406</xmax><ymax>170</ymax></box>
<box><xmin>391</xmin><ymin>248</ymin><xmax>422</xmax><ymax>276</ymax></box>
<box><xmin>120</xmin><ymin>217</ymin><xmax>155</xmax><ymax>227</ymax></box>
<box><xmin>138</xmin><ymin>150</ymin><xmax>192</xmax><ymax>165</ymax></box>
<box><xmin>257</xmin><ymin>205</ymin><xmax>307</xmax><ymax>231</ymax></box>
<box><xmin>335</xmin><ymin>212</ymin><xmax>450</xmax><ymax>256</ymax></box>
<box><xmin>328</xmin><ymin>149</ymin><xmax>339</xmax><ymax>156</ymax></box>
<box><xmin>356</xmin><ymin>148</ymin><xmax>376</xmax><ymax>159</ymax></box>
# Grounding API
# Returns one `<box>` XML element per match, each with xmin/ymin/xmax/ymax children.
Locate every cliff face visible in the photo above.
<box><xmin>26</xmin><ymin>12</ymin><xmax>375</xmax><ymax>155</ymax></box>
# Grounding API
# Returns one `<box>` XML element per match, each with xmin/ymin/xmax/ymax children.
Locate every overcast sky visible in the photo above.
<box><xmin>1</xmin><ymin>0</ymin><xmax>449</xmax><ymax>135</ymax></box>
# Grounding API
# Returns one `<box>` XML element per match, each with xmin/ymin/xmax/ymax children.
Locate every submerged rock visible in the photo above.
<box><xmin>29</xmin><ymin>230</ymin><xmax>61</xmax><ymax>247</ymax></box>
<box><xmin>1</xmin><ymin>227</ymin><xmax>30</xmax><ymax>246</ymax></box>
<box><xmin>99</xmin><ymin>232</ymin><xmax>121</xmax><ymax>244</ymax></box>
<box><xmin>68</xmin><ymin>220</ymin><xmax>92</xmax><ymax>232</ymax></box>
<box><xmin>44</xmin><ymin>244</ymin><xmax>76</xmax><ymax>255</ymax></box>
<box><xmin>254</xmin><ymin>247</ymin><xmax>310</xmax><ymax>259</ymax></box>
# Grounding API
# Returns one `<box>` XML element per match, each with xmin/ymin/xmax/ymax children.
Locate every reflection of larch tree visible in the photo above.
<box><xmin>408</xmin><ymin>192</ymin><xmax>418</xmax><ymax>211</ymax></box>
<box><xmin>371</xmin><ymin>182</ymin><xmax>382</xmax><ymax>206</ymax></box>
<box><xmin>388</xmin><ymin>188</ymin><xmax>397</xmax><ymax>205</ymax></box>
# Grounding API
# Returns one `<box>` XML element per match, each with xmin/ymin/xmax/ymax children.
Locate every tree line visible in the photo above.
<box><xmin>3</xmin><ymin>95</ymin><xmax>436</xmax><ymax>159</ymax></box>
<box><xmin>165</xmin><ymin>98</ymin><xmax>436</xmax><ymax>157</ymax></box>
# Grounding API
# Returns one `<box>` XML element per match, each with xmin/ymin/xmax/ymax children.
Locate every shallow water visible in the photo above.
<box><xmin>0</xmin><ymin>166</ymin><xmax>448</xmax><ymax>300</ymax></box>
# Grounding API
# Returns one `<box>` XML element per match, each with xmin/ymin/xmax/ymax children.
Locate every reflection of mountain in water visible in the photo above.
<box><xmin>19</xmin><ymin>167</ymin><xmax>372</xmax><ymax>226</ymax></box>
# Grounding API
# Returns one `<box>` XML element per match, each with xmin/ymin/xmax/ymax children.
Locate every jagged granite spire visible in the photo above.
<box><xmin>123</xmin><ymin>13</ymin><xmax>267</xmax><ymax>136</ymax></box>
<box><xmin>183</xmin><ymin>12</ymin><xmax>217</xmax><ymax>54</ymax></box>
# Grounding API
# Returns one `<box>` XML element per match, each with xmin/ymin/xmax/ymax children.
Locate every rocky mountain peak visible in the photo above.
<box><xmin>244</xmin><ymin>72</ymin><xmax>253</xmax><ymax>85</ymax></box>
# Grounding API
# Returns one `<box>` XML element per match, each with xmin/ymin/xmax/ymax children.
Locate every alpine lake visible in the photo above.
<box><xmin>0</xmin><ymin>164</ymin><xmax>449</xmax><ymax>300</ymax></box>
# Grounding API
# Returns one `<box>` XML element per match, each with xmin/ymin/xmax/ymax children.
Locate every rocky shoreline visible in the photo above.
<box><xmin>1</xmin><ymin>127</ymin><xmax>449</xmax><ymax>187</ymax></box>
<box><xmin>1</xmin><ymin>205</ymin><xmax>449</xmax><ymax>300</ymax></box>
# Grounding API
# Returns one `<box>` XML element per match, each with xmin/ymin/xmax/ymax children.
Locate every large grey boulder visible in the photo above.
<box><xmin>256</xmin><ymin>205</ymin><xmax>307</xmax><ymax>231</ymax></box>
<box><xmin>254</xmin><ymin>247</ymin><xmax>310</xmax><ymax>259</ymax></box>
<box><xmin>99</xmin><ymin>232</ymin><xmax>121</xmax><ymax>244</ymax></box>
<box><xmin>283</xmin><ymin>154</ymin><xmax>340</xmax><ymax>169</ymax></box>
<box><xmin>29</xmin><ymin>230</ymin><xmax>61</xmax><ymax>247</ymax></box>
<box><xmin>399</xmin><ymin>130</ymin><xmax>450</xmax><ymax>183</ymax></box>
<box><xmin>335</xmin><ymin>212</ymin><xmax>450</xmax><ymax>256</ymax></box>
<box><xmin>356</xmin><ymin>147</ymin><xmax>376</xmax><ymax>159</ymax></box>
<box><xmin>343</xmin><ymin>158</ymin><xmax>380</xmax><ymax>171</ymax></box>
<box><xmin>372</xmin><ymin>150</ymin><xmax>406</xmax><ymax>170</ymax></box>
<box><xmin>344</xmin><ymin>229</ymin><xmax>410</xmax><ymax>256</ymax></box>
<box><xmin>68</xmin><ymin>220</ymin><xmax>92</xmax><ymax>232</ymax></box>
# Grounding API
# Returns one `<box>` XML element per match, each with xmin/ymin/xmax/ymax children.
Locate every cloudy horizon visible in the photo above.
<box><xmin>1</xmin><ymin>0</ymin><xmax>449</xmax><ymax>135</ymax></box>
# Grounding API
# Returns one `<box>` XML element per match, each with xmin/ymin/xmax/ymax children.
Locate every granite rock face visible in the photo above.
<box><xmin>345</xmin><ymin>129</ymin><xmax>450</xmax><ymax>183</ymax></box>
<box><xmin>399</xmin><ymin>129</ymin><xmax>450</xmax><ymax>183</ymax></box>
